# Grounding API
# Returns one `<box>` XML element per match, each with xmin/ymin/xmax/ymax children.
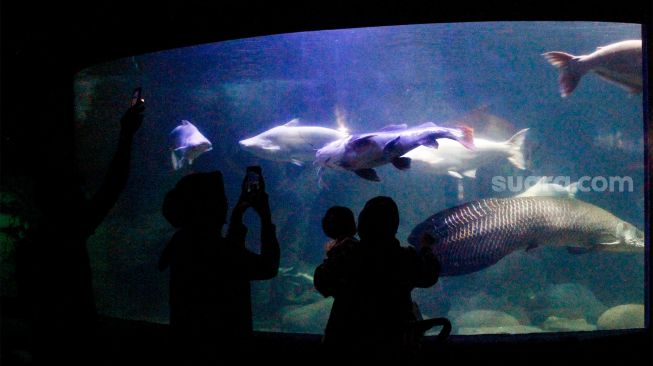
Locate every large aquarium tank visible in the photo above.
<box><xmin>72</xmin><ymin>22</ymin><xmax>646</xmax><ymax>335</ymax></box>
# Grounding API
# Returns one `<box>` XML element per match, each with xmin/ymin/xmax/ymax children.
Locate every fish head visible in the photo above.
<box><xmin>238</xmin><ymin>134</ymin><xmax>281</xmax><ymax>158</ymax></box>
<box><xmin>315</xmin><ymin>138</ymin><xmax>347</xmax><ymax>167</ymax></box>
<box><xmin>600</xmin><ymin>221</ymin><xmax>645</xmax><ymax>252</ymax></box>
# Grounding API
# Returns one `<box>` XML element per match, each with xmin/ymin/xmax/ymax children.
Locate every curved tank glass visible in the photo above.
<box><xmin>73</xmin><ymin>21</ymin><xmax>646</xmax><ymax>335</ymax></box>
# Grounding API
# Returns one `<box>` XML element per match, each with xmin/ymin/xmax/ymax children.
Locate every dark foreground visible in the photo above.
<box><xmin>2</xmin><ymin>305</ymin><xmax>650</xmax><ymax>366</ymax></box>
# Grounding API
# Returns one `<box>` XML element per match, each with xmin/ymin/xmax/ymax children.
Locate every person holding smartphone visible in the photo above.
<box><xmin>23</xmin><ymin>91</ymin><xmax>144</xmax><ymax>364</ymax></box>
<box><xmin>159</xmin><ymin>166</ymin><xmax>280</xmax><ymax>364</ymax></box>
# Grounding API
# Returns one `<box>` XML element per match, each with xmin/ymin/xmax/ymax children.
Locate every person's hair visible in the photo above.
<box><xmin>162</xmin><ymin>171</ymin><xmax>227</xmax><ymax>228</ymax></box>
<box><xmin>357</xmin><ymin>196</ymin><xmax>399</xmax><ymax>240</ymax></box>
<box><xmin>322</xmin><ymin>206</ymin><xmax>356</xmax><ymax>240</ymax></box>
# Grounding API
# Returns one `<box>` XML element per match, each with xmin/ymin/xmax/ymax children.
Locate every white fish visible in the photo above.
<box><xmin>516</xmin><ymin>177</ymin><xmax>578</xmax><ymax>198</ymax></box>
<box><xmin>169</xmin><ymin>120</ymin><xmax>213</xmax><ymax>170</ymax></box>
<box><xmin>315</xmin><ymin>123</ymin><xmax>474</xmax><ymax>182</ymax></box>
<box><xmin>543</xmin><ymin>40</ymin><xmax>642</xmax><ymax>97</ymax></box>
<box><xmin>403</xmin><ymin>129</ymin><xmax>528</xmax><ymax>179</ymax></box>
<box><xmin>239</xmin><ymin>119</ymin><xmax>347</xmax><ymax>166</ymax></box>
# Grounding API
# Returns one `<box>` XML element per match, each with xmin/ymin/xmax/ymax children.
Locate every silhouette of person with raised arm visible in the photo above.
<box><xmin>20</xmin><ymin>97</ymin><xmax>144</xmax><ymax>364</ymax></box>
<box><xmin>314</xmin><ymin>196</ymin><xmax>441</xmax><ymax>364</ymax></box>
<box><xmin>159</xmin><ymin>167</ymin><xmax>280</xmax><ymax>365</ymax></box>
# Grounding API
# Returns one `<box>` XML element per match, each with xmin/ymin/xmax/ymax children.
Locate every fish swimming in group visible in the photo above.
<box><xmin>543</xmin><ymin>40</ymin><xmax>642</xmax><ymax>97</ymax></box>
<box><xmin>315</xmin><ymin>123</ymin><xmax>474</xmax><ymax>182</ymax></box>
<box><xmin>408</xmin><ymin>197</ymin><xmax>644</xmax><ymax>276</ymax></box>
<box><xmin>239</xmin><ymin>119</ymin><xmax>347</xmax><ymax>166</ymax></box>
<box><xmin>169</xmin><ymin>120</ymin><xmax>213</xmax><ymax>170</ymax></box>
<box><xmin>515</xmin><ymin>177</ymin><xmax>578</xmax><ymax>198</ymax></box>
<box><xmin>403</xmin><ymin>129</ymin><xmax>528</xmax><ymax>179</ymax></box>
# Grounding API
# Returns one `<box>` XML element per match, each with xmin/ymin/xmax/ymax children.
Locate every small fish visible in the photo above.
<box><xmin>516</xmin><ymin>177</ymin><xmax>578</xmax><ymax>198</ymax></box>
<box><xmin>404</xmin><ymin>129</ymin><xmax>528</xmax><ymax>179</ymax></box>
<box><xmin>408</xmin><ymin>197</ymin><xmax>644</xmax><ymax>276</ymax></box>
<box><xmin>169</xmin><ymin>120</ymin><xmax>213</xmax><ymax>170</ymax></box>
<box><xmin>239</xmin><ymin>119</ymin><xmax>347</xmax><ymax>166</ymax></box>
<box><xmin>315</xmin><ymin>123</ymin><xmax>474</xmax><ymax>182</ymax></box>
<box><xmin>543</xmin><ymin>40</ymin><xmax>642</xmax><ymax>97</ymax></box>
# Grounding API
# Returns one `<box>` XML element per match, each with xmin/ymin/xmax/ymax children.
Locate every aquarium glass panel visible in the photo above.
<box><xmin>74</xmin><ymin>22</ymin><xmax>646</xmax><ymax>335</ymax></box>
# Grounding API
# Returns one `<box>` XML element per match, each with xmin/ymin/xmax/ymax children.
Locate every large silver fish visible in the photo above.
<box><xmin>239</xmin><ymin>119</ymin><xmax>347</xmax><ymax>166</ymax></box>
<box><xmin>315</xmin><ymin>123</ymin><xmax>474</xmax><ymax>182</ymax></box>
<box><xmin>408</xmin><ymin>197</ymin><xmax>644</xmax><ymax>276</ymax></box>
<box><xmin>403</xmin><ymin>129</ymin><xmax>528</xmax><ymax>179</ymax></box>
<box><xmin>169</xmin><ymin>120</ymin><xmax>213</xmax><ymax>170</ymax></box>
<box><xmin>543</xmin><ymin>40</ymin><xmax>642</xmax><ymax>97</ymax></box>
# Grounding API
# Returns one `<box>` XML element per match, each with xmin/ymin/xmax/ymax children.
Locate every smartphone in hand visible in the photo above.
<box><xmin>245</xmin><ymin>166</ymin><xmax>262</xmax><ymax>196</ymax></box>
<box><xmin>131</xmin><ymin>87</ymin><xmax>142</xmax><ymax>107</ymax></box>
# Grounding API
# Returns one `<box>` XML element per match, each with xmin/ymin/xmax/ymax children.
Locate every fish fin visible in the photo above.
<box><xmin>459</xmin><ymin>125</ymin><xmax>475</xmax><ymax>150</ymax></box>
<box><xmin>566</xmin><ymin>182</ymin><xmax>579</xmax><ymax>198</ymax></box>
<box><xmin>447</xmin><ymin>171</ymin><xmax>463</xmax><ymax>179</ymax></box>
<box><xmin>566</xmin><ymin>246</ymin><xmax>594</xmax><ymax>255</ymax></box>
<box><xmin>181</xmin><ymin>120</ymin><xmax>191</xmax><ymax>125</ymax></box>
<box><xmin>384</xmin><ymin>136</ymin><xmax>402</xmax><ymax>155</ymax></box>
<box><xmin>354</xmin><ymin>168</ymin><xmax>381</xmax><ymax>181</ymax></box>
<box><xmin>417</xmin><ymin>134</ymin><xmax>439</xmax><ymax>149</ymax></box>
<box><xmin>415</xmin><ymin>122</ymin><xmax>438</xmax><ymax>129</ymax></box>
<box><xmin>317</xmin><ymin>166</ymin><xmax>329</xmax><ymax>190</ymax></box>
<box><xmin>379</xmin><ymin>124</ymin><xmax>408</xmax><ymax>131</ymax></box>
<box><xmin>284</xmin><ymin>118</ymin><xmax>300</xmax><ymax>127</ymax></box>
<box><xmin>171</xmin><ymin>150</ymin><xmax>185</xmax><ymax>170</ymax></box>
<box><xmin>290</xmin><ymin>159</ymin><xmax>304</xmax><ymax>166</ymax></box>
<box><xmin>349</xmin><ymin>135</ymin><xmax>376</xmax><ymax>151</ymax></box>
<box><xmin>392</xmin><ymin>157</ymin><xmax>411</xmax><ymax>170</ymax></box>
<box><xmin>462</xmin><ymin>169</ymin><xmax>477</xmax><ymax>178</ymax></box>
<box><xmin>171</xmin><ymin>151</ymin><xmax>180</xmax><ymax>170</ymax></box>
<box><xmin>542</xmin><ymin>51</ymin><xmax>584</xmax><ymax>97</ymax></box>
<box><xmin>505</xmin><ymin>128</ymin><xmax>529</xmax><ymax>170</ymax></box>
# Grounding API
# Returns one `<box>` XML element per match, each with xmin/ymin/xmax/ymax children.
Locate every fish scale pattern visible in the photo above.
<box><xmin>408</xmin><ymin>197</ymin><xmax>626</xmax><ymax>276</ymax></box>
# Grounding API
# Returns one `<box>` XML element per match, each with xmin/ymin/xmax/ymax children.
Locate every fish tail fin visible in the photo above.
<box><xmin>566</xmin><ymin>182</ymin><xmax>579</xmax><ymax>198</ymax></box>
<box><xmin>505</xmin><ymin>129</ymin><xmax>529</xmax><ymax>170</ymax></box>
<box><xmin>458</xmin><ymin>125</ymin><xmax>475</xmax><ymax>150</ymax></box>
<box><xmin>542</xmin><ymin>51</ymin><xmax>584</xmax><ymax>97</ymax></box>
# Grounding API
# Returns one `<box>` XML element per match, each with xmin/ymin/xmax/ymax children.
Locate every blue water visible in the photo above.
<box><xmin>74</xmin><ymin>22</ymin><xmax>645</xmax><ymax>333</ymax></box>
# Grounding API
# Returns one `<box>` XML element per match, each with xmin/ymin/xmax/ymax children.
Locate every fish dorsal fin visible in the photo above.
<box><xmin>349</xmin><ymin>135</ymin><xmax>376</xmax><ymax>151</ymax></box>
<box><xmin>379</xmin><ymin>124</ymin><xmax>408</xmax><ymax>131</ymax></box>
<box><xmin>284</xmin><ymin>118</ymin><xmax>300</xmax><ymax>127</ymax></box>
<box><xmin>181</xmin><ymin>120</ymin><xmax>191</xmax><ymax>125</ymax></box>
<box><xmin>415</xmin><ymin>122</ymin><xmax>438</xmax><ymax>129</ymax></box>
